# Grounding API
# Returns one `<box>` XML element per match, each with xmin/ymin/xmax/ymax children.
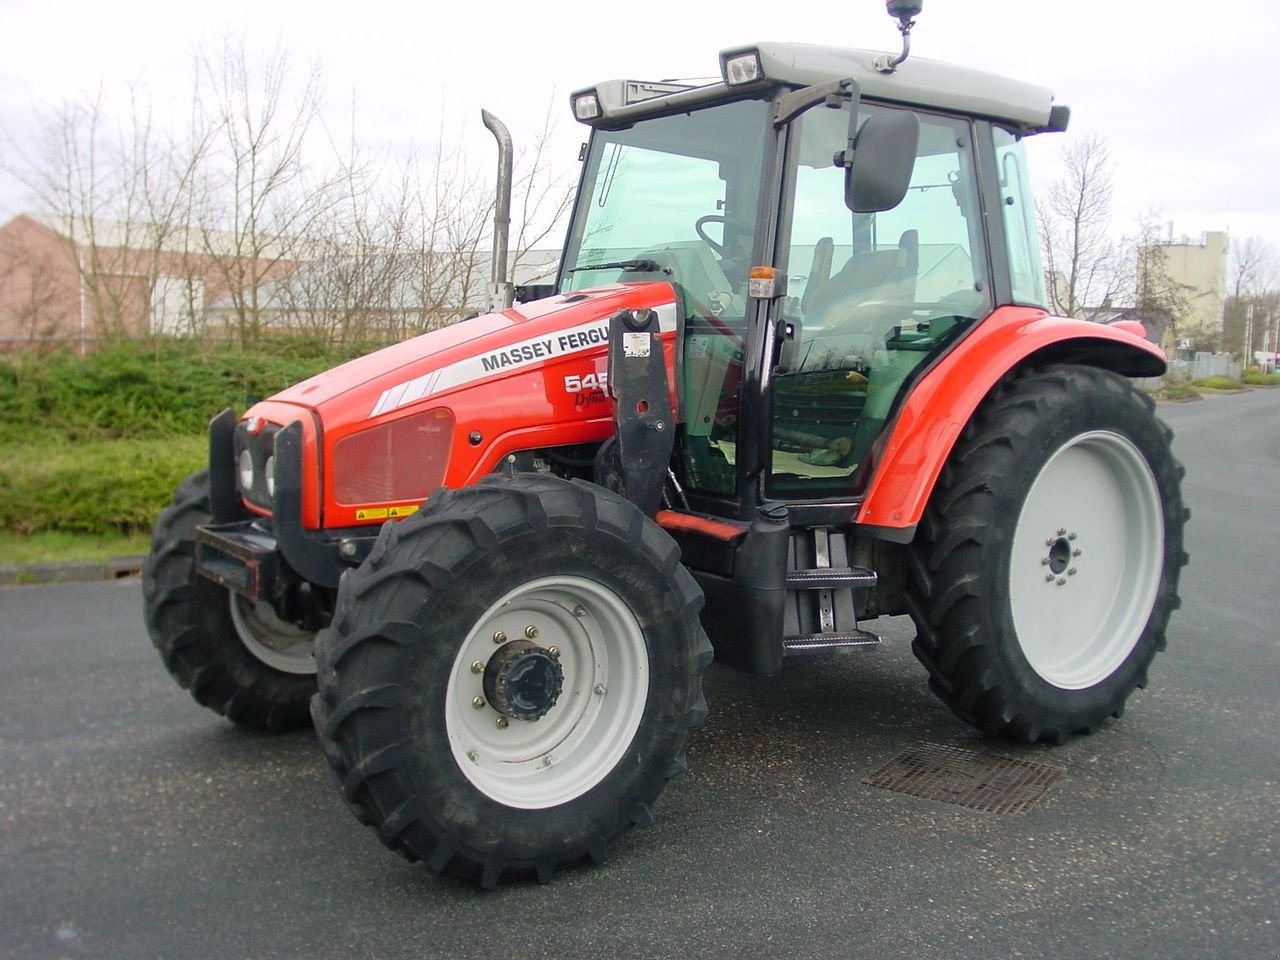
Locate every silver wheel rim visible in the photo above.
<box><xmin>1010</xmin><ymin>430</ymin><xmax>1164</xmax><ymax>690</ymax></box>
<box><xmin>228</xmin><ymin>595</ymin><xmax>317</xmax><ymax>676</ymax></box>
<box><xmin>445</xmin><ymin>576</ymin><xmax>650</xmax><ymax>809</ymax></box>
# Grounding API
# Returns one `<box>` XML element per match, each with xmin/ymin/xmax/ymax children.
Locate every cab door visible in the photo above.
<box><xmin>769</xmin><ymin>103</ymin><xmax>992</xmax><ymax>499</ymax></box>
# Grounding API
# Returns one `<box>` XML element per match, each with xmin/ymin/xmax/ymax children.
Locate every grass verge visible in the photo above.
<box><xmin>1242</xmin><ymin>370</ymin><xmax>1280</xmax><ymax>386</ymax></box>
<box><xmin>1152</xmin><ymin>381</ymin><xmax>1201</xmax><ymax>401</ymax></box>
<box><xmin>0</xmin><ymin>530</ymin><xmax>150</xmax><ymax>566</ymax></box>
<box><xmin>1191</xmin><ymin>376</ymin><xmax>1247</xmax><ymax>391</ymax></box>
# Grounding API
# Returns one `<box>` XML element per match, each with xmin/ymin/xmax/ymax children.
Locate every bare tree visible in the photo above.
<box><xmin>2</xmin><ymin>40</ymin><xmax>575</xmax><ymax>355</ymax></box>
<box><xmin>2</xmin><ymin>86</ymin><xmax>211</xmax><ymax>347</ymax></box>
<box><xmin>1222</xmin><ymin>237</ymin><xmax>1277</xmax><ymax>361</ymax></box>
<box><xmin>1039</xmin><ymin>135</ymin><xmax>1125</xmax><ymax>318</ymax></box>
<box><xmin>1257</xmin><ymin>290</ymin><xmax>1280</xmax><ymax>366</ymax></box>
<box><xmin>190</xmin><ymin>37</ymin><xmax>350</xmax><ymax>347</ymax></box>
<box><xmin>1132</xmin><ymin>213</ymin><xmax>1192</xmax><ymax>355</ymax></box>
<box><xmin>403</xmin><ymin>134</ymin><xmax>496</xmax><ymax>333</ymax></box>
<box><xmin>509</xmin><ymin>104</ymin><xmax>575</xmax><ymax>284</ymax></box>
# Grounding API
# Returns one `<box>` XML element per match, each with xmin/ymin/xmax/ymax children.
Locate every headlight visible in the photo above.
<box><xmin>234</xmin><ymin>418</ymin><xmax>282</xmax><ymax>510</ymax></box>
<box><xmin>334</xmin><ymin>408</ymin><xmax>455</xmax><ymax>506</ymax></box>
<box><xmin>720</xmin><ymin>49</ymin><xmax>764</xmax><ymax>86</ymax></box>
<box><xmin>238</xmin><ymin>449</ymin><xmax>255</xmax><ymax>490</ymax></box>
<box><xmin>264</xmin><ymin>456</ymin><xmax>275</xmax><ymax>498</ymax></box>
<box><xmin>571</xmin><ymin>91</ymin><xmax>602</xmax><ymax>121</ymax></box>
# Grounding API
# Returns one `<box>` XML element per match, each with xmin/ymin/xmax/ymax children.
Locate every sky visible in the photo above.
<box><xmin>2</xmin><ymin>0</ymin><xmax>1278</xmax><ymax>261</ymax></box>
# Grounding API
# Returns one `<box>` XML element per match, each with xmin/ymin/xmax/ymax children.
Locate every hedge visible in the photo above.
<box><xmin>0</xmin><ymin>338</ymin><xmax>373</xmax><ymax>536</ymax></box>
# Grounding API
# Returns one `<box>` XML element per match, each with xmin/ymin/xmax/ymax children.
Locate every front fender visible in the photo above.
<box><xmin>855</xmin><ymin>306</ymin><xmax>1166</xmax><ymax>535</ymax></box>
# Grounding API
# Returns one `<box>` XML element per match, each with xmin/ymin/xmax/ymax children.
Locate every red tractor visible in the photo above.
<box><xmin>144</xmin><ymin>4</ymin><xmax>1185</xmax><ymax>888</ymax></box>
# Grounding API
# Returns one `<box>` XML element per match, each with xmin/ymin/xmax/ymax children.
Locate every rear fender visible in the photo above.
<box><xmin>855</xmin><ymin>306</ymin><xmax>1166</xmax><ymax>536</ymax></box>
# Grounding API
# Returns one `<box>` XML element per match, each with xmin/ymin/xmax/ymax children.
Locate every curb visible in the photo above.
<box><xmin>0</xmin><ymin>555</ymin><xmax>145</xmax><ymax>586</ymax></box>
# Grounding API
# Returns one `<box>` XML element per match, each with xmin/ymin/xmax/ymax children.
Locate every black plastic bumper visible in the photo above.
<box><xmin>197</xmin><ymin>409</ymin><xmax>378</xmax><ymax>600</ymax></box>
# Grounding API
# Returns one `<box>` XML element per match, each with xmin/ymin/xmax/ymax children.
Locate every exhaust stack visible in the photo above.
<box><xmin>481</xmin><ymin>109</ymin><xmax>514</xmax><ymax>312</ymax></box>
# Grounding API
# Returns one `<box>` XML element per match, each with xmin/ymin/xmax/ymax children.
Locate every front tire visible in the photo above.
<box><xmin>907</xmin><ymin>365</ymin><xmax>1187</xmax><ymax>743</ymax></box>
<box><xmin>311</xmin><ymin>474</ymin><xmax>710</xmax><ymax>887</ymax></box>
<box><xmin>142</xmin><ymin>471</ymin><xmax>317</xmax><ymax>731</ymax></box>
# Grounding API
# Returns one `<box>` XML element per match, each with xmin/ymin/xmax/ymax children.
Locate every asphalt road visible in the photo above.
<box><xmin>2</xmin><ymin>390</ymin><xmax>1278</xmax><ymax>960</ymax></box>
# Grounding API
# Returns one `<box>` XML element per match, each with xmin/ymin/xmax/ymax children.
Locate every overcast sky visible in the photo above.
<box><xmin>2</xmin><ymin>0</ymin><xmax>1278</xmax><ymax>258</ymax></box>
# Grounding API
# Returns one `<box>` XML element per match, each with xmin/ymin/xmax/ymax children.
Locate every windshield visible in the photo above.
<box><xmin>561</xmin><ymin>98</ymin><xmax>771</xmax><ymax>499</ymax></box>
<box><xmin>560</xmin><ymin>98</ymin><xmax>770</xmax><ymax>304</ymax></box>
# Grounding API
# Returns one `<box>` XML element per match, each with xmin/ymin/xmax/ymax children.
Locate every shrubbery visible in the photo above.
<box><xmin>1190</xmin><ymin>375</ymin><xmax>1245</xmax><ymax>391</ymax></box>
<box><xmin>1242</xmin><ymin>369</ymin><xmax>1280</xmax><ymax>386</ymax></box>
<box><xmin>0</xmin><ymin>338</ymin><xmax>370</xmax><ymax>538</ymax></box>
<box><xmin>0</xmin><ymin>338</ymin><xmax>355</xmax><ymax>442</ymax></box>
<box><xmin>1153</xmin><ymin>381</ymin><xmax>1201</xmax><ymax>401</ymax></box>
<box><xmin>0</xmin><ymin>435</ymin><xmax>206</xmax><ymax>535</ymax></box>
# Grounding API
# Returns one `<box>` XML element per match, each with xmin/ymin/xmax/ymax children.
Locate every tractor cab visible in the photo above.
<box><xmin>561</xmin><ymin>42</ymin><xmax>1059</xmax><ymax>516</ymax></box>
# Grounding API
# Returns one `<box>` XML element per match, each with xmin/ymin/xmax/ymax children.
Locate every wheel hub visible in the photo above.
<box><xmin>1039</xmin><ymin>529</ymin><xmax>1081</xmax><ymax>586</ymax></box>
<box><xmin>483</xmin><ymin>640</ymin><xmax>564</xmax><ymax>721</ymax></box>
<box><xmin>1048</xmin><ymin>536</ymin><xmax>1071</xmax><ymax>574</ymax></box>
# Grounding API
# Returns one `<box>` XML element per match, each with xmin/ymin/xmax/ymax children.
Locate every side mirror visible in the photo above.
<box><xmin>844</xmin><ymin>111</ymin><xmax>920</xmax><ymax>213</ymax></box>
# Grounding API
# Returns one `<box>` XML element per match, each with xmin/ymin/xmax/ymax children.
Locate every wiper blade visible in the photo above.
<box><xmin>564</xmin><ymin>258</ymin><xmax>669</xmax><ymax>275</ymax></box>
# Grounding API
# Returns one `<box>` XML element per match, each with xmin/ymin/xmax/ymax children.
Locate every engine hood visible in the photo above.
<box><xmin>269</xmin><ymin>282</ymin><xmax>679</xmax><ymax>419</ymax></box>
<box><xmin>239</xmin><ymin>282</ymin><xmax>682</xmax><ymax>531</ymax></box>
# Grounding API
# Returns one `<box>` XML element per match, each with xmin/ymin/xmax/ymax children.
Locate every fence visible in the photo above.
<box><xmin>1187</xmin><ymin>352</ymin><xmax>1241</xmax><ymax>380</ymax></box>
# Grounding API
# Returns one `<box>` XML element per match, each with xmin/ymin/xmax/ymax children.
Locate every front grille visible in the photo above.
<box><xmin>333</xmin><ymin>408</ymin><xmax>454</xmax><ymax>506</ymax></box>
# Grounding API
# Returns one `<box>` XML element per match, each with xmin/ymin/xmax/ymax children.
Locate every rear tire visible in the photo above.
<box><xmin>311</xmin><ymin>474</ymin><xmax>710</xmax><ymax>887</ymax></box>
<box><xmin>142</xmin><ymin>471</ymin><xmax>316</xmax><ymax>731</ymax></box>
<box><xmin>906</xmin><ymin>364</ymin><xmax>1187</xmax><ymax>743</ymax></box>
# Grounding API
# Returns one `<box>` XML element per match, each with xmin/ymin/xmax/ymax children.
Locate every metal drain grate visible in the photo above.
<box><xmin>863</xmin><ymin>741</ymin><xmax>1065</xmax><ymax>814</ymax></box>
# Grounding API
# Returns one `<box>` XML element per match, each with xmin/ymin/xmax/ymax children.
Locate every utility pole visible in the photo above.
<box><xmin>1244</xmin><ymin>301</ymin><xmax>1254</xmax><ymax>364</ymax></box>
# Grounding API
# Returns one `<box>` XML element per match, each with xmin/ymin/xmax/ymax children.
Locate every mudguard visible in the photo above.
<box><xmin>856</xmin><ymin>306</ymin><xmax>1166</xmax><ymax>537</ymax></box>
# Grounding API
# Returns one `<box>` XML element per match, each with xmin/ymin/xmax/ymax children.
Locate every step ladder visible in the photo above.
<box><xmin>782</xmin><ymin>527</ymin><xmax>882</xmax><ymax>655</ymax></box>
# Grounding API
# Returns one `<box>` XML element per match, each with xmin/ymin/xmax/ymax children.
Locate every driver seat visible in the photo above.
<box><xmin>803</xmin><ymin>229</ymin><xmax>918</xmax><ymax>328</ymax></box>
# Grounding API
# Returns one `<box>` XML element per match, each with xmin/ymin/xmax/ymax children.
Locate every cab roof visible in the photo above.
<box><xmin>573</xmin><ymin>41</ymin><xmax>1067</xmax><ymax>135</ymax></box>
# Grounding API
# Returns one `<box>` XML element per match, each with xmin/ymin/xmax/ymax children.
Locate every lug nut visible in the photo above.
<box><xmin>1068</xmin><ymin>567</ymin><xmax>1078</xmax><ymax>576</ymax></box>
<box><xmin>495</xmin><ymin>717</ymin><xmax>509</xmax><ymax>730</ymax></box>
<box><xmin>548</xmin><ymin>646</ymin><xmax>560</xmax><ymax>658</ymax></box>
<box><xmin>1068</xmin><ymin>532</ymin><xmax>1078</xmax><ymax>541</ymax></box>
<box><xmin>1057</xmin><ymin>528</ymin><xmax>1067</xmax><ymax>536</ymax></box>
<box><xmin>466</xmin><ymin>751</ymin><xmax>479</xmax><ymax>764</ymax></box>
<box><xmin>471</xmin><ymin>660</ymin><xmax>484</xmax><ymax>674</ymax></box>
<box><xmin>1073</xmin><ymin>548</ymin><xmax>1082</xmax><ymax>557</ymax></box>
<box><xmin>493</xmin><ymin>631</ymin><xmax>507</xmax><ymax>644</ymax></box>
<box><xmin>1041</xmin><ymin>557</ymin><xmax>1050</xmax><ymax>566</ymax></box>
<box><xmin>472</xmin><ymin>696</ymin><xmax>486</xmax><ymax>710</ymax></box>
<box><xmin>1056</xmin><ymin>576</ymin><xmax>1067</xmax><ymax>585</ymax></box>
<box><xmin>1045</xmin><ymin>574</ymin><xmax>1055</xmax><ymax>582</ymax></box>
<box><xmin>525</xmin><ymin>625</ymin><xmax>539</xmax><ymax>640</ymax></box>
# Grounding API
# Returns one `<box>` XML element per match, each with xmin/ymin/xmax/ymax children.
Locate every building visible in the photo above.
<box><xmin>0</xmin><ymin>213</ymin><xmax>296</xmax><ymax>348</ymax></box>
<box><xmin>1137</xmin><ymin>229</ymin><xmax>1228</xmax><ymax>355</ymax></box>
<box><xmin>0</xmin><ymin>213</ymin><xmax>561</xmax><ymax>350</ymax></box>
<box><xmin>203</xmin><ymin>247</ymin><xmax>562</xmax><ymax>342</ymax></box>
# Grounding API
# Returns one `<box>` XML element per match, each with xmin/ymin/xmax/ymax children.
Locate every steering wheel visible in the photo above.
<box><xmin>695</xmin><ymin>214</ymin><xmax>752</xmax><ymax>258</ymax></box>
